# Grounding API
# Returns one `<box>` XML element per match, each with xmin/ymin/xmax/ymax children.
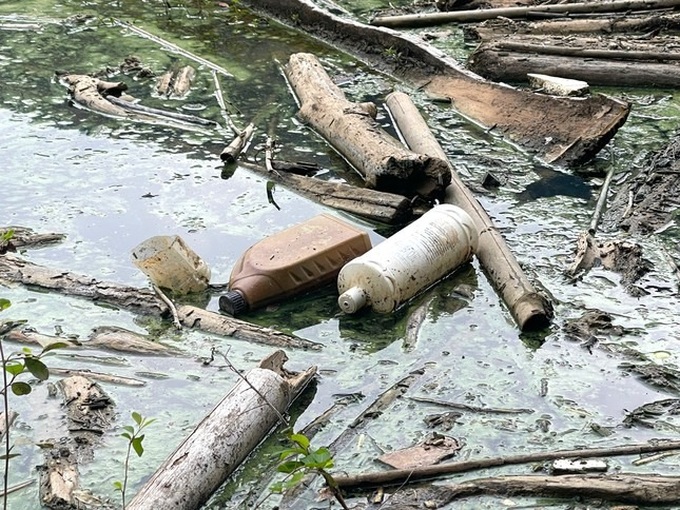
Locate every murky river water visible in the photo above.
<box><xmin>1</xmin><ymin>1</ymin><xmax>679</xmax><ymax>509</ymax></box>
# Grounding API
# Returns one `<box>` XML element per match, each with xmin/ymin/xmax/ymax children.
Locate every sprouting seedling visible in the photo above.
<box><xmin>0</xmin><ymin>297</ymin><xmax>66</xmax><ymax>510</ymax></box>
<box><xmin>272</xmin><ymin>432</ymin><xmax>349</xmax><ymax>510</ymax></box>
<box><xmin>114</xmin><ymin>411</ymin><xmax>156</xmax><ymax>509</ymax></box>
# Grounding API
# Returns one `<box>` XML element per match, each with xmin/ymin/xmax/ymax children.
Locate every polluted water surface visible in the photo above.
<box><xmin>0</xmin><ymin>1</ymin><xmax>679</xmax><ymax>509</ymax></box>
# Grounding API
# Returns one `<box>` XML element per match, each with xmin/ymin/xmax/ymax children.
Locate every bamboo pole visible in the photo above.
<box><xmin>372</xmin><ymin>0</ymin><xmax>680</xmax><ymax>27</ymax></box>
<box><xmin>385</xmin><ymin>91</ymin><xmax>552</xmax><ymax>331</ymax></box>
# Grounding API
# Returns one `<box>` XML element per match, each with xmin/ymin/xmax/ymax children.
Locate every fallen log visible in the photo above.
<box><xmin>245</xmin><ymin>0</ymin><xmax>630</xmax><ymax>167</ymax></box>
<box><xmin>176</xmin><ymin>305</ymin><xmax>322</xmax><ymax>350</ymax></box>
<box><xmin>241</xmin><ymin>161</ymin><xmax>414</xmax><ymax>224</ymax></box>
<box><xmin>0</xmin><ymin>254</ymin><xmax>321</xmax><ymax>350</ymax></box>
<box><xmin>0</xmin><ymin>226</ymin><xmax>65</xmax><ymax>253</ymax></box>
<box><xmin>372</xmin><ymin>0</ymin><xmax>680</xmax><ymax>27</ymax></box>
<box><xmin>59</xmin><ymin>74</ymin><xmax>131</xmax><ymax>117</ymax></box>
<box><xmin>464</xmin><ymin>13</ymin><xmax>680</xmax><ymax>39</ymax></box>
<box><xmin>334</xmin><ymin>439</ymin><xmax>680</xmax><ymax>489</ymax></box>
<box><xmin>383</xmin><ymin>473</ymin><xmax>680</xmax><ymax>507</ymax></box>
<box><xmin>155</xmin><ymin>65</ymin><xmax>195</xmax><ymax>98</ymax></box>
<box><xmin>220</xmin><ymin>122</ymin><xmax>255</xmax><ymax>163</ymax></box>
<box><xmin>285</xmin><ymin>53</ymin><xmax>450</xmax><ymax>198</ymax></box>
<box><xmin>126</xmin><ymin>350</ymin><xmax>316</xmax><ymax>510</ymax></box>
<box><xmin>385</xmin><ymin>91</ymin><xmax>552</xmax><ymax>331</ymax></box>
<box><xmin>469</xmin><ymin>42</ymin><xmax>680</xmax><ymax>88</ymax></box>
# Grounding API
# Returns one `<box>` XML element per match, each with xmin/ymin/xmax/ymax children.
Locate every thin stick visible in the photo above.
<box><xmin>589</xmin><ymin>164</ymin><xmax>616</xmax><ymax>234</ymax></box>
<box><xmin>0</xmin><ymin>479</ymin><xmax>35</xmax><ymax>498</ymax></box>
<box><xmin>212</xmin><ymin>71</ymin><xmax>241</xmax><ymax>135</ymax></box>
<box><xmin>152</xmin><ymin>284</ymin><xmax>182</xmax><ymax>330</ymax></box>
<box><xmin>215</xmin><ymin>348</ymin><xmax>289</xmax><ymax>428</ymax></box>
<box><xmin>114</xmin><ymin>20</ymin><xmax>233</xmax><ymax>79</ymax></box>
<box><xmin>409</xmin><ymin>395</ymin><xmax>534</xmax><ymax>414</ymax></box>
<box><xmin>334</xmin><ymin>439</ymin><xmax>680</xmax><ymax>489</ymax></box>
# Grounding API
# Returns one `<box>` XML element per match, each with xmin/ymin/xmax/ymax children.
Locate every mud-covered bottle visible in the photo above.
<box><xmin>219</xmin><ymin>214</ymin><xmax>372</xmax><ymax>316</ymax></box>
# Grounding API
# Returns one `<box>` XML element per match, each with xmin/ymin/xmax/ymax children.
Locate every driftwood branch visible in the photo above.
<box><xmin>385</xmin><ymin>473</ymin><xmax>680</xmax><ymax>507</ymax></box>
<box><xmin>0</xmin><ymin>227</ymin><xmax>65</xmax><ymax>253</ymax></box>
<box><xmin>372</xmin><ymin>0</ymin><xmax>680</xmax><ymax>27</ymax></box>
<box><xmin>334</xmin><ymin>439</ymin><xmax>680</xmax><ymax>489</ymax></box>
<box><xmin>220</xmin><ymin>122</ymin><xmax>255</xmax><ymax>163</ymax></box>
<box><xmin>385</xmin><ymin>91</ymin><xmax>552</xmax><ymax>331</ymax></box>
<box><xmin>468</xmin><ymin>45</ymin><xmax>680</xmax><ymax>88</ymax></box>
<box><xmin>0</xmin><ymin>253</ymin><xmax>321</xmax><ymax>350</ymax></box>
<box><xmin>241</xmin><ymin>161</ymin><xmax>414</xmax><ymax>224</ymax></box>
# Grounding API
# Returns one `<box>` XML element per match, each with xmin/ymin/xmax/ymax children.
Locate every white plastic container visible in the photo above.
<box><xmin>337</xmin><ymin>204</ymin><xmax>478</xmax><ymax>314</ymax></box>
<box><xmin>131</xmin><ymin>235</ymin><xmax>211</xmax><ymax>295</ymax></box>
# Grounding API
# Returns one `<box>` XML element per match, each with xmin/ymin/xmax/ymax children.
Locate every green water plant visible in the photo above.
<box><xmin>114</xmin><ymin>411</ymin><xmax>155</xmax><ymax>509</ymax></box>
<box><xmin>0</xmin><ymin>298</ymin><xmax>65</xmax><ymax>510</ymax></box>
<box><xmin>272</xmin><ymin>431</ymin><xmax>349</xmax><ymax>510</ymax></box>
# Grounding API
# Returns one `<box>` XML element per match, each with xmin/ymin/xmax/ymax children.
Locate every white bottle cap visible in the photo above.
<box><xmin>338</xmin><ymin>286</ymin><xmax>367</xmax><ymax>314</ymax></box>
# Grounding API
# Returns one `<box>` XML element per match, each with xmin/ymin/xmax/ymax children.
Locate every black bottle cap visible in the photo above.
<box><xmin>219</xmin><ymin>290</ymin><xmax>249</xmax><ymax>316</ymax></box>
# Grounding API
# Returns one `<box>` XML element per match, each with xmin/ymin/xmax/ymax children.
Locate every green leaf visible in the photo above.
<box><xmin>132</xmin><ymin>435</ymin><xmax>145</xmax><ymax>457</ymax></box>
<box><xmin>120</xmin><ymin>432</ymin><xmax>132</xmax><ymax>441</ymax></box>
<box><xmin>271</xmin><ymin>472</ymin><xmax>305</xmax><ymax>494</ymax></box>
<box><xmin>276</xmin><ymin>447</ymin><xmax>306</xmax><ymax>460</ymax></box>
<box><xmin>276</xmin><ymin>460</ymin><xmax>304</xmax><ymax>474</ymax></box>
<box><xmin>122</xmin><ymin>425</ymin><xmax>135</xmax><ymax>435</ymax></box>
<box><xmin>41</xmin><ymin>342</ymin><xmax>69</xmax><ymax>354</ymax></box>
<box><xmin>131</xmin><ymin>411</ymin><xmax>143</xmax><ymax>425</ymax></box>
<box><xmin>113</xmin><ymin>481</ymin><xmax>123</xmax><ymax>491</ymax></box>
<box><xmin>0</xmin><ymin>453</ymin><xmax>20</xmax><ymax>460</ymax></box>
<box><xmin>24</xmin><ymin>357</ymin><xmax>49</xmax><ymax>381</ymax></box>
<box><xmin>5</xmin><ymin>361</ymin><xmax>24</xmax><ymax>377</ymax></box>
<box><xmin>141</xmin><ymin>417</ymin><xmax>156</xmax><ymax>428</ymax></box>
<box><xmin>0</xmin><ymin>298</ymin><xmax>10</xmax><ymax>311</ymax></box>
<box><xmin>11</xmin><ymin>381</ymin><xmax>32</xmax><ymax>396</ymax></box>
<box><xmin>21</xmin><ymin>347</ymin><xmax>32</xmax><ymax>354</ymax></box>
<box><xmin>289</xmin><ymin>433</ymin><xmax>310</xmax><ymax>450</ymax></box>
<box><xmin>303</xmin><ymin>448</ymin><xmax>333</xmax><ymax>469</ymax></box>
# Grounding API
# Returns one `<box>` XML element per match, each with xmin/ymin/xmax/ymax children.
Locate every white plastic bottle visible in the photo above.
<box><xmin>337</xmin><ymin>204</ymin><xmax>478</xmax><ymax>314</ymax></box>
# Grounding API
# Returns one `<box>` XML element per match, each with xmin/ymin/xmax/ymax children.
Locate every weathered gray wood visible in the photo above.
<box><xmin>335</xmin><ymin>440</ymin><xmax>680</xmax><ymax>489</ymax></box>
<box><xmin>220</xmin><ymin>122</ymin><xmax>255</xmax><ymax>163</ymax></box>
<box><xmin>384</xmin><ymin>473</ymin><xmax>680</xmax><ymax>506</ymax></box>
<box><xmin>155</xmin><ymin>65</ymin><xmax>195</xmax><ymax>98</ymax></box>
<box><xmin>285</xmin><ymin>53</ymin><xmax>450</xmax><ymax>198</ymax></box>
<box><xmin>242</xmin><ymin>161</ymin><xmax>413</xmax><ymax>224</ymax></box>
<box><xmin>176</xmin><ymin>305</ymin><xmax>322</xmax><ymax>350</ymax></box>
<box><xmin>385</xmin><ymin>91</ymin><xmax>552</xmax><ymax>331</ymax></box>
<box><xmin>469</xmin><ymin>44</ymin><xmax>680</xmax><ymax>88</ymax></box>
<box><xmin>244</xmin><ymin>0</ymin><xmax>630</xmax><ymax>167</ymax></box>
<box><xmin>127</xmin><ymin>351</ymin><xmax>316</xmax><ymax>510</ymax></box>
<box><xmin>0</xmin><ymin>254</ymin><xmax>321</xmax><ymax>350</ymax></box>
<box><xmin>464</xmin><ymin>13</ymin><xmax>680</xmax><ymax>39</ymax></box>
<box><xmin>39</xmin><ymin>375</ymin><xmax>116</xmax><ymax>510</ymax></box>
<box><xmin>372</xmin><ymin>0</ymin><xmax>680</xmax><ymax>27</ymax></box>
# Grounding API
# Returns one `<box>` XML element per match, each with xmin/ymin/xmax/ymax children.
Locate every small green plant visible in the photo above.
<box><xmin>114</xmin><ymin>411</ymin><xmax>155</xmax><ymax>509</ymax></box>
<box><xmin>272</xmin><ymin>432</ymin><xmax>349</xmax><ymax>510</ymax></box>
<box><xmin>382</xmin><ymin>46</ymin><xmax>401</xmax><ymax>61</ymax></box>
<box><xmin>1</xmin><ymin>298</ymin><xmax>65</xmax><ymax>510</ymax></box>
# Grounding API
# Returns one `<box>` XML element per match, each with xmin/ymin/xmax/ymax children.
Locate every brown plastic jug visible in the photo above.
<box><xmin>219</xmin><ymin>214</ymin><xmax>372</xmax><ymax>316</ymax></box>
